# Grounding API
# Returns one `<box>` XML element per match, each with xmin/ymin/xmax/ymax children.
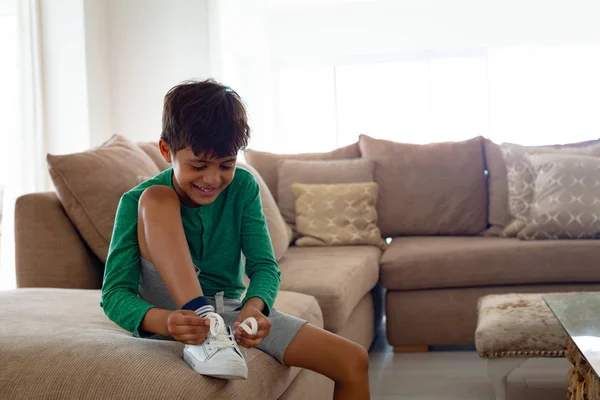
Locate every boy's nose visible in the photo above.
<box><xmin>203</xmin><ymin>174</ymin><xmax>221</xmax><ymax>187</ymax></box>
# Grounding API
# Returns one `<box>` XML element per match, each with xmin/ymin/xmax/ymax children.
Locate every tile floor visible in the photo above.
<box><xmin>368</xmin><ymin>321</ymin><xmax>570</xmax><ymax>399</ymax></box>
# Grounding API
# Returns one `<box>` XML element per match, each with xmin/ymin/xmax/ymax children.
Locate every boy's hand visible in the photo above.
<box><xmin>234</xmin><ymin>301</ymin><xmax>271</xmax><ymax>348</ymax></box>
<box><xmin>167</xmin><ymin>310</ymin><xmax>210</xmax><ymax>345</ymax></box>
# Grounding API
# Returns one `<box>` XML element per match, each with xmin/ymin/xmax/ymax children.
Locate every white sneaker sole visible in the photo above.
<box><xmin>183</xmin><ymin>349</ymin><xmax>248</xmax><ymax>380</ymax></box>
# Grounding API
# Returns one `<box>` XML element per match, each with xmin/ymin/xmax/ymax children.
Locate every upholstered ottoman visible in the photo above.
<box><xmin>475</xmin><ymin>293</ymin><xmax>568</xmax><ymax>400</ymax></box>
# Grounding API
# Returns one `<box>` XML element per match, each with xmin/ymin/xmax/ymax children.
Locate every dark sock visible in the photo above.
<box><xmin>182</xmin><ymin>296</ymin><xmax>214</xmax><ymax>318</ymax></box>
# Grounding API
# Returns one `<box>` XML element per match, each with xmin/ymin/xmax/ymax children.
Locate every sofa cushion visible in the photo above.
<box><xmin>137</xmin><ymin>141</ymin><xmax>171</xmax><ymax>171</ymax></box>
<box><xmin>380</xmin><ymin>236</ymin><xmax>600</xmax><ymax>291</ymax></box>
<box><xmin>358</xmin><ymin>134</ymin><xmax>487</xmax><ymax>237</ymax></box>
<box><xmin>476</xmin><ymin>293</ymin><xmax>568</xmax><ymax>358</ymax></box>
<box><xmin>0</xmin><ymin>288</ymin><xmax>322</xmax><ymax>399</ymax></box>
<box><xmin>484</xmin><ymin>138</ymin><xmax>600</xmax><ymax>236</ymax></box>
<box><xmin>243</xmin><ymin>143</ymin><xmax>361</xmax><ymax>203</ymax></box>
<box><xmin>520</xmin><ymin>153</ymin><xmax>600</xmax><ymax>240</ymax></box>
<box><xmin>278</xmin><ymin>245</ymin><xmax>381</xmax><ymax>332</ymax></box>
<box><xmin>292</xmin><ymin>183</ymin><xmax>387</xmax><ymax>250</ymax></box>
<box><xmin>239</xmin><ymin>163</ymin><xmax>290</xmax><ymax>261</ymax></box>
<box><xmin>502</xmin><ymin>141</ymin><xmax>600</xmax><ymax>237</ymax></box>
<box><xmin>277</xmin><ymin>158</ymin><xmax>375</xmax><ymax>229</ymax></box>
<box><xmin>47</xmin><ymin>135</ymin><xmax>161</xmax><ymax>263</ymax></box>
<box><xmin>483</xmin><ymin>139</ymin><xmax>512</xmax><ymax>235</ymax></box>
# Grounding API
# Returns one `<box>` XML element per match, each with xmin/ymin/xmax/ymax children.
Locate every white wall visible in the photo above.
<box><xmin>38</xmin><ymin>0</ymin><xmax>212</xmax><ymax>150</ymax></box>
<box><xmin>40</xmin><ymin>0</ymin><xmax>91</xmax><ymax>154</ymax></box>
<box><xmin>83</xmin><ymin>0</ymin><xmax>111</xmax><ymax>147</ymax></box>
<box><xmin>105</xmin><ymin>0</ymin><xmax>211</xmax><ymax>145</ymax></box>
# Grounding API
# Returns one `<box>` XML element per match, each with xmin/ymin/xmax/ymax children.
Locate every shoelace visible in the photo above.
<box><xmin>205</xmin><ymin>313</ymin><xmax>258</xmax><ymax>350</ymax></box>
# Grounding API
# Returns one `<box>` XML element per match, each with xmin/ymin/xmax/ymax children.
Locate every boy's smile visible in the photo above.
<box><xmin>159</xmin><ymin>140</ymin><xmax>236</xmax><ymax>207</ymax></box>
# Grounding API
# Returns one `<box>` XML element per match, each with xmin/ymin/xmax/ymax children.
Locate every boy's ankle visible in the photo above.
<box><xmin>182</xmin><ymin>296</ymin><xmax>214</xmax><ymax>318</ymax></box>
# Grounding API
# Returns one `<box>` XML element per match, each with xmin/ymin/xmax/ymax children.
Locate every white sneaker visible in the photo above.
<box><xmin>183</xmin><ymin>312</ymin><xmax>257</xmax><ymax>380</ymax></box>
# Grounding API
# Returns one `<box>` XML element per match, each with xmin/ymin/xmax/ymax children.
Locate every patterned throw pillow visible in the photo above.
<box><xmin>519</xmin><ymin>153</ymin><xmax>600</xmax><ymax>240</ymax></box>
<box><xmin>277</xmin><ymin>158</ymin><xmax>375</xmax><ymax>234</ymax></box>
<box><xmin>501</xmin><ymin>142</ymin><xmax>600</xmax><ymax>237</ymax></box>
<box><xmin>291</xmin><ymin>182</ymin><xmax>387</xmax><ymax>250</ymax></box>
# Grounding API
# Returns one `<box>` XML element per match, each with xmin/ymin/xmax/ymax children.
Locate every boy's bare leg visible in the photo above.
<box><xmin>283</xmin><ymin>324</ymin><xmax>370</xmax><ymax>400</ymax></box>
<box><xmin>138</xmin><ymin>185</ymin><xmax>202</xmax><ymax>307</ymax></box>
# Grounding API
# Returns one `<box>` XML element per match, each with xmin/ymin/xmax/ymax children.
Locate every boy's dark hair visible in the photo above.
<box><xmin>161</xmin><ymin>79</ymin><xmax>250</xmax><ymax>158</ymax></box>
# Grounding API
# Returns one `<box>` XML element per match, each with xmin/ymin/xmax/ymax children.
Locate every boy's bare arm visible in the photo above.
<box><xmin>140</xmin><ymin>308</ymin><xmax>172</xmax><ymax>336</ymax></box>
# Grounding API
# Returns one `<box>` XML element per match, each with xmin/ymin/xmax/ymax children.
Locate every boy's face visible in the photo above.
<box><xmin>159</xmin><ymin>140</ymin><xmax>237</xmax><ymax>207</ymax></box>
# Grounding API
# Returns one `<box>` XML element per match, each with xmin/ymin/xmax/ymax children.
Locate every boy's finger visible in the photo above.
<box><xmin>179</xmin><ymin>310</ymin><xmax>199</xmax><ymax>316</ymax></box>
<box><xmin>174</xmin><ymin>316</ymin><xmax>210</xmax><ymax>326</ymax></box>
<box><xmin>238</xmin><ymin>327</ymin><xmax>269</xmax><ymax>338</ymax></box>
<box><xmin>257</xmin><ymin>318</ymin><xmax>271</xmax><ymax>329</ymax></box>
<box><xmin>238</xmin><ymin>337</ymin><xmax>262</xmax><ymax>348</ymax></box>
<box><xmin>173</xmin><ymin>325</ymin><xmax>209</xmax><ymax>335</ymax></box>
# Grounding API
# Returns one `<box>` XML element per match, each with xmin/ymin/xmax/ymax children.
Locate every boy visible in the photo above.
<box><xmin>101</xmin><ymin>79</ymin><xmax>370</xmax><ymax>399</ymax></box>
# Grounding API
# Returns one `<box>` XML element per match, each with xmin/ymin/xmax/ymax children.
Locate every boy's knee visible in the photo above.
<box><xmin>342</xmin><ymin>343</ymin><xmax>369</xmax><ymax>380</ymax></box>
<box><xmin>138</xmin><ymin>186</ymin><xmax>179</xmax><ymax>215</ymax></box>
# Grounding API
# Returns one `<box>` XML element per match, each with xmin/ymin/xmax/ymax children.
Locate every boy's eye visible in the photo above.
<box><xmin>191</xmin><ymin>165</ymin><xmax>206</xmax><ymax>171</ymax></box>
<box><xmin>221</xmin><ymin>165</ymin><xmax>234</xmax><ymax>170</ymax></box>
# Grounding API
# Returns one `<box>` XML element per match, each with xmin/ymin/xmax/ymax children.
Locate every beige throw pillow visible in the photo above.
<box><xmin>500</xmin><ymin>141</ymin><xmax>600</xmax><ymax>237</ymax></box>
<box><xmin>292</xmin><ymin>182</ymin><xmax>387</xmax><ymax>250</ymax></box>
<box><xmin>519</xmin><ymin>153</ymin><xmax>600</xmax><ymax>240</ymax></box>
<box><xmin>277</xmin><ymin>158</ymin><xmax>375</xmax><ymax>231</ymax></box>
<box><xmin>47</xmin><ymin>135</ymin><xmax>161</xmax><ymax>262</ymax></box>
<box><xmin>358</xmin><ymin>134</ymin><xmax>487</xmax><ymax>237</ymax></box>
<box><xmin>137</xmin><ymin>141</ymin><xmax>171</xmax><ymax>171</ymax></box>
<box><xmin>243</xmin><ymin>143</ymin><xmax>361</xmax><ymax>202</ymax></box>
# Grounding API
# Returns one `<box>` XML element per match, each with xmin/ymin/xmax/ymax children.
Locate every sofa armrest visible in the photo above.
<box><xmin>15</xmin><ymin>192</ymin><xmax>103</xmax><ymax>289</ymax></box>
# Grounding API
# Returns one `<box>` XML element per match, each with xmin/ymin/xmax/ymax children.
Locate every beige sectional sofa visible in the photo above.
<box><xmin>2</xmin><ymin>132</ymin><xmax>599</xmax><ymax>398</ymax></box>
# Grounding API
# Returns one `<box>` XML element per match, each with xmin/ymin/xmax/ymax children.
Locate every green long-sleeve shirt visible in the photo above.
<box><xmin>100</xmin><ymin>167</ymin><xmax>281</xmax><ymax>336</ymax></box>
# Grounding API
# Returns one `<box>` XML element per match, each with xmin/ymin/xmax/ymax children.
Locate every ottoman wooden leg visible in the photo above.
<box><xmin>486</xmin><ymin>357</ymin><xmax>527</xmax><ymax>400</ymax></box>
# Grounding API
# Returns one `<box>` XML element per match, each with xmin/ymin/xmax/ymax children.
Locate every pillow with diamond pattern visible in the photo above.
<box><xmin>500</xmin><ymin>141</ymin><xmax>600</xmax><ymax>237</ymax></box>
<box><xmin>519</xmin><ymin>153</ymin><xmax>600</xmax><ymax>240</ymax></box>
<box><xmin>291</xmin><ymin>182</ymin><xmax>387</xmax><ymax>250</ymax></box>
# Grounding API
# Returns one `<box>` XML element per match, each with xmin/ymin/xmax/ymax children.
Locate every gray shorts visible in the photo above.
<box><xmin>137</xmin><ymin>258</ymin><xmax>306</xmax><ymax>364</ymax></box>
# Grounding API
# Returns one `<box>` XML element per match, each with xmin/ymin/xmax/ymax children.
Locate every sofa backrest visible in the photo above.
<box><xmin>15</xmin><ymin>192</ymin><xmax>103</xmax><ymax>289</ymax></box>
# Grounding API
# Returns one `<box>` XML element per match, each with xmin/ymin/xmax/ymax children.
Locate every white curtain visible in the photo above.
<box><xmin>17</xmin><ymin>0</ymin><xmax>46</xmax><ymax>192</ymax></box>
<box><xmin>0</xmin><ymin>0</ymin><xmax>47</xmax><ymax>290</ymax></box>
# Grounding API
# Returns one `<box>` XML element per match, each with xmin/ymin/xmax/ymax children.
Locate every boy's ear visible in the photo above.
<box><xmin>158</xmin><ymin>139</ymin><xmax>172</xmax><ymax>163</ymax></box>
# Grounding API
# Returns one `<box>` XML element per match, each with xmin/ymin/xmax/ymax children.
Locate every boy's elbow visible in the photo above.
<box><xmin>100</xmin><ymin>287</ymin><xmax>120</xmax><ymax>319</ymax></box>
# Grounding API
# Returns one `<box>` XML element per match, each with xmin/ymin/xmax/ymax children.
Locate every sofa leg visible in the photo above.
<box><xmin>393</xmin><ymin>345</ymin><xmax>429</xmax><ymax>353</ymax></box>
<box><xmin>486</xmin><ymin>357</ymin><xmax>527</xmax><ymax>400</ymax></box>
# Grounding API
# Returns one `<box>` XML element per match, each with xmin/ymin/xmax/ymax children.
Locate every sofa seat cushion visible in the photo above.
<box><xmin>380</xmin><ymin>236</ymin><xmax>600</xmax><ymax>291</ymax></box>
<box><xmin>0</xmin><ymin>289</ymin><xmax>322</xmax><ymax>399</ymax></box>
<box><xmin>278</xmin><ymin>245</ymin><xmax>381</xmax><ymax>332</ymax></box>
<box><xmin>476</xmin><ymin>293</ymin><xmax>568</xmax><ymax>358</ymax></box>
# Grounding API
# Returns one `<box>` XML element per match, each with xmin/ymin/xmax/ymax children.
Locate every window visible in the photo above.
<box><xmin>274</xmin><ymin>44</ymin><xmax>600</xmax><ymax>150</ymax></box>
<box><xmin>274</xmin><ymin>66</ymin><xmax>337</xmax><ymax>153</ymax></box>
<box><xmin>488</xmin><ymin>45</ymin><xmax>600</xmax><ymax>145</ymax></box>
